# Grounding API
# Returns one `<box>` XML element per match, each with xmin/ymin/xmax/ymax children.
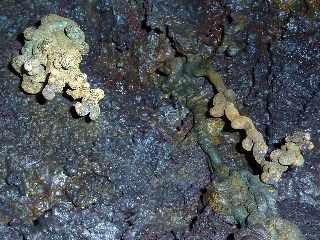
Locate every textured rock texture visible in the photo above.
<box><xmin>0</xmin><ymin>0</ymin><xmax>319</xmax><ymax>239</ymax></box>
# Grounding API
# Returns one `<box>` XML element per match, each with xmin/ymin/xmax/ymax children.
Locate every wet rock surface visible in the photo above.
<box><xmin>0</xmin><ymin>0</ymin><xmax>319</xmax><ymax>239</ymax></box>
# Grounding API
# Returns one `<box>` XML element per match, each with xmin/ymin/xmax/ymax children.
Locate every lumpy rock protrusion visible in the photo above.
<box><xmin>11</xmin><ymin>14</ymin><xmax>104</xmax><ymax>120</ymax></box>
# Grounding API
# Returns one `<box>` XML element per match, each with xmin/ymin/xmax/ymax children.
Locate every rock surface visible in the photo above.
<box><xmin>0</xmin><ymin>0</ymin><xmax>319</xmax><ymax>239</ymax></box>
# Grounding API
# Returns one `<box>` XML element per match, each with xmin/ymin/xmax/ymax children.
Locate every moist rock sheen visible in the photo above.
<box><xmin>0</xmin><ymin>0</ymin><xmax>319</xmax><ymax>239</ymax></box>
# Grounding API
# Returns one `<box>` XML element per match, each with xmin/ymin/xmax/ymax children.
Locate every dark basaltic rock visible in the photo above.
<box><xmin>0</xmin><ymin>0</ymin><xmax>319</xmax><ymax>239</ymax></box>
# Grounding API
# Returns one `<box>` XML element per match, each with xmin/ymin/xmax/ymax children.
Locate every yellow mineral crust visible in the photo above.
<box><xmin>11</xmin><ymin>14</ymin><xmax>104</xmax><ymax>120</ymax></box>
<box><xmin>206</xmin><ymin>69</ymin><xmax>314</xmax><ymax>184</ymax></box>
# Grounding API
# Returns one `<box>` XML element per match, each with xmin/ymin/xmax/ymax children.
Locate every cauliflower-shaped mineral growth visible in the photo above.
<box><xmin>11</xmin><ymin>14</ymin><xmax>104</xmax><ymax>120</ymax></box>
<box><xmin>206</xmin><ymin>68</ymin><xmax>314</xmax><ymax>184</ymax></box>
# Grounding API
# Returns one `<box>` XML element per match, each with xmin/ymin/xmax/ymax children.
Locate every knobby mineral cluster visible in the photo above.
<box><xmin>208</xmin><ymin>69</ymin><xmax>314</xmax><ymax>184</ymax></box>
<box><xmin>11</xmin><ymin>14</ymin><xmax>104</xmax><ymax>120</ymax></box>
